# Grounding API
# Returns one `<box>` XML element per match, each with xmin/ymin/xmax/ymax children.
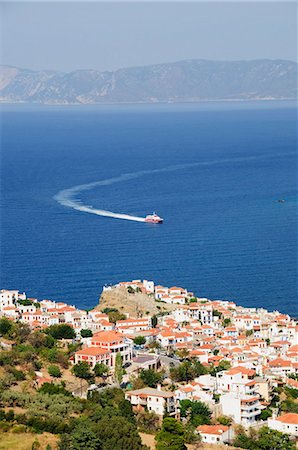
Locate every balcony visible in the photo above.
<box><xmin>241</xmin><ymin>401</ymin><xmax>259</xmax><ymax>411</ymax></box>
<box><xmin>241</xmin><ymin>409</ymin><xmax>260</xmax><ymax>418</ymax></box>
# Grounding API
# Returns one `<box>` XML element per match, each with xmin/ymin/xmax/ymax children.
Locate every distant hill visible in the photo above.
<box><xmin>0</xmin><ymin>59</ymin><xmax>297</xmax><ymax>104</ymax></box>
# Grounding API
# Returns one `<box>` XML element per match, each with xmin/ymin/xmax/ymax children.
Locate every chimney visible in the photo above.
<box><xmin>157</xmin><ymin>384</ymin><xmax>162</xmax><ymax>391</ymax></box>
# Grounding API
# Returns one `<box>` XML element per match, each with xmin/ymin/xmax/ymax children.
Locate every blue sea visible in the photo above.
<box><xmin>0</xmin><ymin>101</ymin><xmax>297</xmax><ymax>315</ymax></box>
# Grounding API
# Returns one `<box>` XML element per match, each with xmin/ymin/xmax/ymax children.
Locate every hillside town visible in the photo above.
<box><xmin>0</xmin><ymin>280</ymin><xmax>297</xmax><ymax>448</ymax></box>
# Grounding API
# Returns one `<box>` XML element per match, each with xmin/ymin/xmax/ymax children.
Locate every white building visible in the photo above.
<box><xmin>268</xmin><ymin>413</ymin><xmax>298</xmax><ymax>437</ymax></box>
<box><xmin>220</xmin><ymin>393</ymin><xmax>263</xmax><ymax>426</ymax></box>
<box><xmin>125</xmin><ymin>386</ymin><xmax>178</xmax><ymax>417</ymax></box>
<box><xmin>197</xmin><ymin>425</ymin><xmax>234</xmax><ymax>444</ymax></box>
<box><xmin>0</xmin><ymin>289</ymin><xmax>26</xmax><ymax>310</ymax></box>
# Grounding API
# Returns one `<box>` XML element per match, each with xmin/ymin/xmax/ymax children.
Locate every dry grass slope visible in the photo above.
<box><xmin>99</xmin><ymin>287</ymin><xmax>175</xmax><ymax>317</ymax></box>
<box><xmin>0</xmin><ymin>432</ymin><xmax>58</xmax><ymax>450</ymax></box>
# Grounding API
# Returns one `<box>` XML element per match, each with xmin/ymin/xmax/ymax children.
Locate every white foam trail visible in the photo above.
<box><xmin>54</xmin><ymin>152</ymin><xmax>295</xmax><ymax>222</ymax></box>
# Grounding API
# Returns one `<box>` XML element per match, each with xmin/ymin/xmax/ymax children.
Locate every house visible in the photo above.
<box><xmin>197</xmin><ymin>425</ymin><xmax>234</xmax><ymax>444</ymax></box>
<box><xmin>268</xmin><ymin>358</ymin><xmax>294</xmax><ymax>378</ymax></box>
<box><xmin>74</xmin><ymin>346</ymin><xmax>111</xmax><ymax>368</ymax></box>
<box><xmin>90</xmin><ymin>330</ymin><xmax>133</xmax><ymax>365</ymax></box>
<box><xmin>116</xmin><ymin>317</ymin><xmax>151</xmax><ymax>334</ymax></box>
<box><xmin>125</xmin><ymin>386</ymin><xmax>178</xmax><ymax>417</ymax></box>
<box><xmin>216</xmin><ymin>366</ymin><xmax>256</xmax><ymax>394</ymax></box>
<box><xmin>157</xmin><ymin>330</ymin><xmax>176</xmax><ymax>348</ymax></box>
<box><xmin>0</xmin><ymin>289</ymin><xmax>26</xmax><ymax>310</ymax></box>
<box><xmin>268</xmin><ymin>413</ymin><xmax>298</xmax><ymax>437</ymax></box>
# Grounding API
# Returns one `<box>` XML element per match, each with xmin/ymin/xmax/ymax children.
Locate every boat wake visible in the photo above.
<box><xmin>54</xmin><ymin>152</ymin><xmax>294</xmax><ymax>223</ymax></box>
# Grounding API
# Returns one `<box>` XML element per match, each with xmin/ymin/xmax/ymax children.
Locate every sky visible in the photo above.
<box><xmin>0</xmin><ymin>1</ymin><xmax>297</xmax><ymax>72</ymax></box>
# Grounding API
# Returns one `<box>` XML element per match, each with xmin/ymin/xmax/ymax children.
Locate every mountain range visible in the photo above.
<box><xmin>0</xmin><ymin>59</ymin><xmax>297</xmax><ymax>104</ymax></box>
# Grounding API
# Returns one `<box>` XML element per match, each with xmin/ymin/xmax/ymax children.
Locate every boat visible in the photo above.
<box><xmin>144</xmin><ymin>212</ymin><xmax>163</xmax><ymax>223</ymax></box>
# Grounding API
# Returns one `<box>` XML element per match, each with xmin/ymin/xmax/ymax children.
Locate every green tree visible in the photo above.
<box><xmin>176</xmin><ymin>349</ymin><xmax>190</xmax><ymax>360</ymax></box>
<box><xmin>48</xmin><ymin>365</ymin><xmax>62</xmax><ymax>378</ymax></box>
<box><xmin>180</xmin><ymin>400</ymin><xmax>211</xmax><ymax>426</ymax></box>
<box><xmin>72</xmin><ymin>361</ymin><xmax>93</xmax><ymax>380</ymax></box>
<box><xmin>93</xmin><ymin>363</ymin><xmax>109</xmax><ymax>378</ymax></box>
<box><xmin>281</xmin><ymin>399</ymin><xmax>298</xmax><ymax>413</ymax></box>
<box><xmin>133</xmin><ymin>336</ymin><xmax>146</xmax><ymax>346</ymax></box>
<box><xmin>136</xmin><ymin>410</ymin><xmax>160</xmax><ymax>433</ymax></box>
<box><xmin>223</xmin><ymin>317</ymin><xmax>231</xmax><ymax>327</ymax></box>
<box><xmin>46</xmin><ymin>324</ymin><xmax>76</xmax><ymax>340</ymax></box>
<box><xmin>80</xmin><ymin>329</ymin><xmax>93</xmax><ymax>338</ymax></box>
<box><xmin>28</xmin><ymin>331</ymin><xmax>55</xmax><ymax>348</ymax></box>
<box><xmin>183</xmin><ymin>422</ymin><xmax>201</xmax><ymax>444</ymax></box>
<box><xmin>156</xmin><ymin>417</ymin><xmax>187</xmax><ymax>450</ymax></box>
<box><xmin>192</xmin><ymin>360</ymin><xmax>208</xmax><ymax>377</ymax></box>
<box><xmin>15</xmin><ymin>322</ymin><xmax>31</xmax><ymax>342</ymax></box>
<box><xmin>114</xmin><ymin>353</ymin><xmax>123</xmax><ymax>386</ymax></box>
<box><xmin>209</xmin><ymin>359</ymin><xmax>231</xmax><ymax>376</ymax></box>
<box><xmin>288</xmin><ymin>373</ymin><xmax>298</xmax><ymax>381</ymax></box>
<box><xmin>0</xmin><ymin>317</ymin><xmax>13</xmax><ymax>336</ymax></box>
<box><xmin>151</xmin><ymin>315</ymin><xmax>158</xmax><ymax>328</ymax></box>
<box><xmin>107</xmin><ymin>310</ymin><xmax>126</xmax><ymax>324</ymax></box>
<box><xmin>59</xmin><ymin>421</ymin><xmax>100</xmax><ymax>450</ymax></box>
<box><xmin>139</xmin><ymin>369</ymin><xmax>163</xmax><ymax>388</ymax></box>
<box><xmin>259</xmin><ymin>408</ymin><xmax>272</xmax><ymax>421</ymax></box>
<box><xmin>96</xmin><ymin>415</ymin><xmax>144</xmax><ymax>449</ymax></box>
<box><xmin>233</xmin><ymin>426</ymin><xmax>295</xmax><ymax>450</ymax></box>
<box><xmin>170</xmin><ymin>360</ymin><xmax>206</xmax><ymax>382</ymax></box>
<box><xmin>38</xmin><ymin>382</ymin><xmax>71</xmax><ymax>396</ymax></box>
<box><xmin>257</xmin><ymin>426</ymin><xmax>295</xmax><ymax>450</ymax></box>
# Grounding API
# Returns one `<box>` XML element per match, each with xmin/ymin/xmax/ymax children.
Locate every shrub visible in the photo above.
<box><xmin>38</xmin><ymin>382</ymin><xmax>72</xmax><ymax>396</ymax></box>
<box><xmin>46</xmin><ymin>324</ymin><xmax>76</xmax><ymax>340</ymax></box>
<box><xmin>11</xmin><ymin>424</ymin><xmax>27</xmax><ymax>433</ymax></box>
<box><xmin>8</xmin><ymin>366</ymin><xmax>26</xmax><ymax>381</ymax></box>
<box><xmin>48</xmin><ymin>365</ymin><xmax>62</xmax><ymax>378</ymax></box>
<box><xmin>217</xmin><ymin>415</ymin><xmax>233</xmax><ymax>426</ymax></box>
<box><xmin>0</xmin><ymin>421</ymin><xmax>10</xmax><ymax>432</ymax></box>
<box><xmin>133</xmin><ymin>336</ymin><xmax>146</xmax><ymax>346</ymax></box>
<box><xmin>80</xmin><ymin>329</ymin><xmax>93</xmax><ymax>338</ymax></box>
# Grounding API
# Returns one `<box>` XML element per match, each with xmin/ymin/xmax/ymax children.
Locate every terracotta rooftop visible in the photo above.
<box><xmin>276</xmin><ymin>413</ymin><xmax>298</xmax><ymax>425</ymax></box>
<box><xmin>75</xmin><ymin>347</ymin><xmax>111</xmax><ymax>356</ymax></box>
<box><xmin>197</xmin><ymin>425</ymin><xmax>229</xmax><ymax>435</ymax></box>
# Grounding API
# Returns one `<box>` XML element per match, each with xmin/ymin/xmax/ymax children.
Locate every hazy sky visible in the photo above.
<box><xmin>1</xmin><ymin>2</ymin><xmax>297</xmax><ymax>72</ymax></box>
